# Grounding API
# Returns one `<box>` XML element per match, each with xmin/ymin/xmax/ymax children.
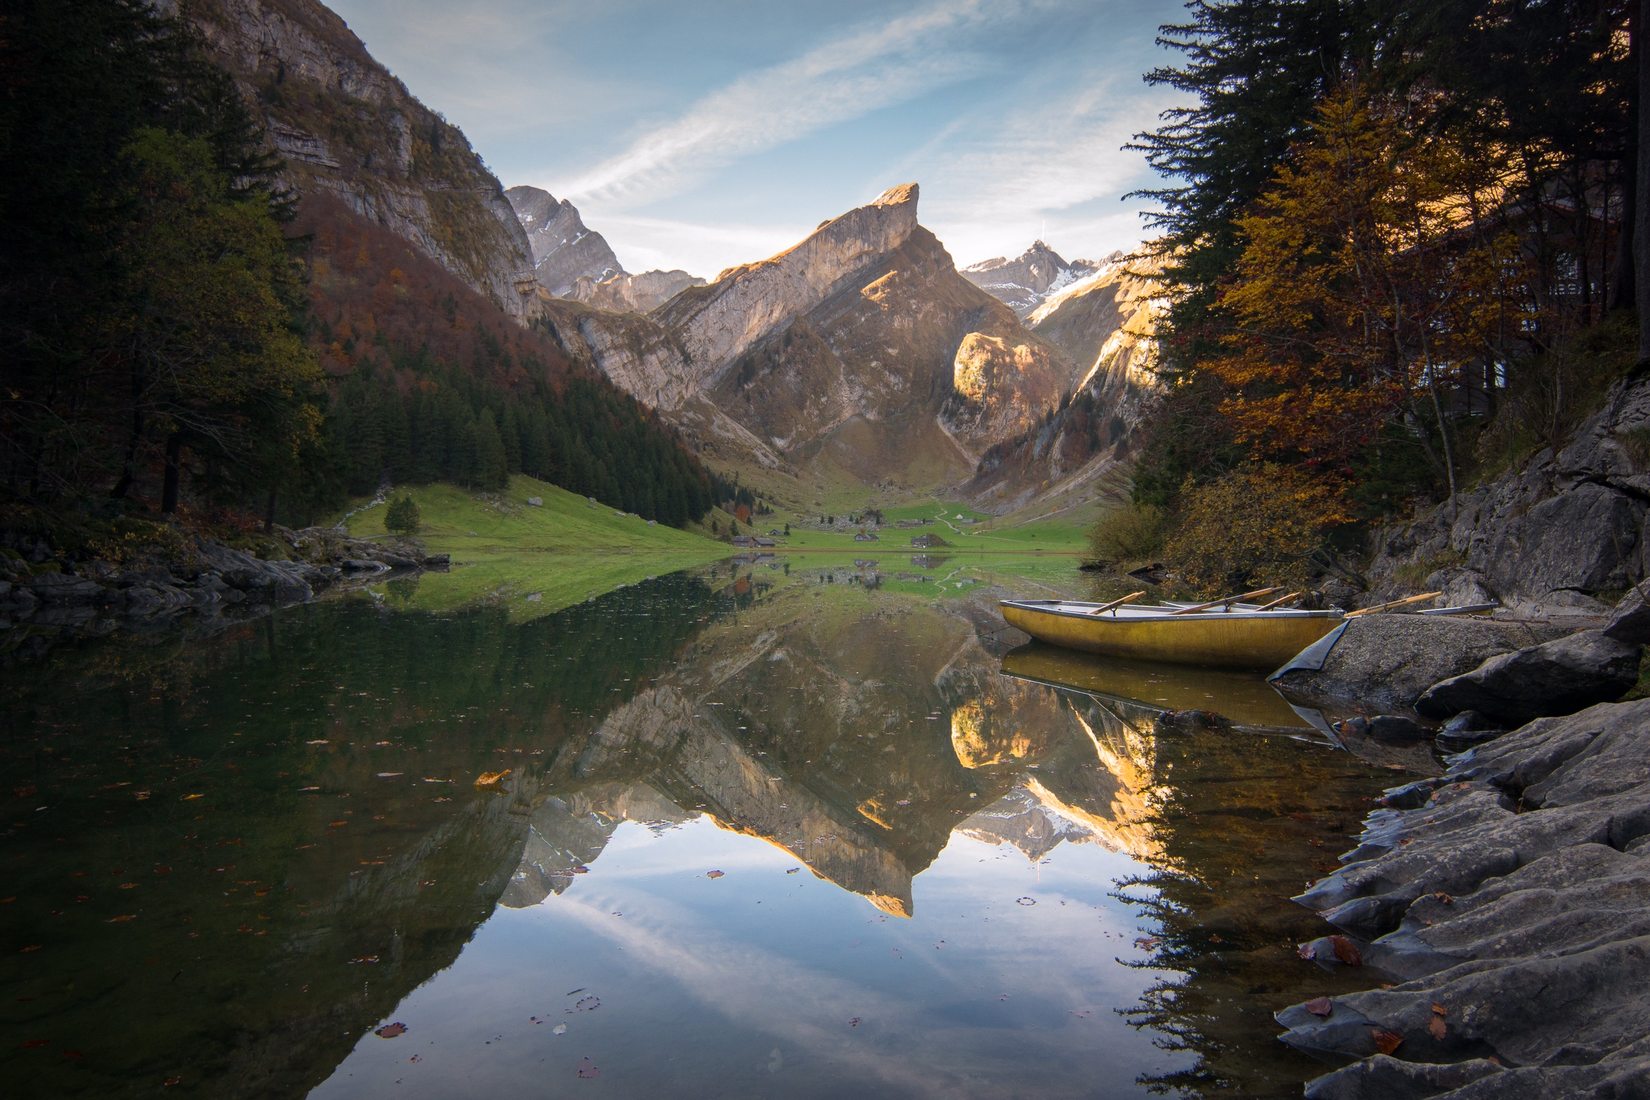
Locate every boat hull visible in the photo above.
<box><xmin>1000</xmin><ymin>600</ymin><xmax>1343</xmax><ymax>670</ymax></box>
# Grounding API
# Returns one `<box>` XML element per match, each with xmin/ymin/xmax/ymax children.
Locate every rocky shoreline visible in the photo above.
<box><xmin>1272</xmin><ymin>589</ymin><xmax>1650</xmax><ymax>1096</ymax></box>
<box><xmin>0</xmin><ymin>525</ymin><xmax>447</xmax><ymax>659</ymax></box>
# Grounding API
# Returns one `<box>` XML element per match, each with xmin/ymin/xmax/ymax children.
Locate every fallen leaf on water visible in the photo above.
<box><xmin>376</xmin><ymin>773</ymin><xmax>403</xmax><ymax>779</ymax></box>
<box><xmin>106</xmin><ymin>914</ymin><xmax>137</xmax><ymax>923</ymax></box>
<box><xmin>576</xmin><ymin>1057</ymin><xmax>600</xmax><ymax>1079</ymax></box>
<box><xmin>1329</xmin><ymin>935</ymin><xmax>1363</xmax><ymax>967</ymax></box>
<box><xmin>1304</xmin><ymin>997</ymin><xmax>1333</xmax><ymax>1018</ymax></box>
<box><xmin>181</xmin><ymin>794</ymin><xmax>204</xmax><ymax>802</ymax></box>
<box><xmin>1134</xmin><ymin>936</ymin><xmax>1161</xmax><ymax>951</ymax></box>
<box><xmin>785</xmin><ymin>867</ymin><xmax>800</xmax><ymax>875</ymax></box>
<box><xmin>162</xmin><ymin>1076</ymin><xmax>181</xmax><ymax>1087</ymax></box>
<box><xmin>1371</xmin><ymin>1028</ymin><xmax>1403</xmax><ymax>1055</ymax></box>
<box><xmin>21</xmin><ymin>1039</ymin><xmax>49</xmax><ymax>1049</ymax></box>
<box><xmin>375</xmin><ymin>1022</ymin><xmax>407</xmax><ymax>1039</ymax></box>
<box><xmin>705</xmin><ymin>870</ymin><xmax>725</xmax><ymax>879</ymax></box>
<box><xmin>328</xmin><ymin>820</ymin><xmax>348</xmax><ymax>828</ymax></box>
<box><xmin>306</xmin><ymin>739</ymin><xmax>329</xmax><ymax>745</ymax></box>
<box><xmin>19</xmin><ymin>944</ymin><xmax>42</xmax><ymax>953</ymax></box>
<box><xmin>848</xmin><ymin>1017</ymin><xmax>861</xmax><ymax>1028</ymax></box>
<box><xmin>474</xmin><ymin>769</ymin><xmax>511</xmax><ymax>790</ymax></box>
<box><xmin>552</xmin><ymin>1024</ymin><xmax>567</xmax><ymax>1036</ymax></box>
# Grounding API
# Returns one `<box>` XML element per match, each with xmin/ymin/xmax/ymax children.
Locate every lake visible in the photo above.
<box><xmin>0</xmin><ymin>558</ymin><xmax>1411</xmax><ymax>1097</ymax></box>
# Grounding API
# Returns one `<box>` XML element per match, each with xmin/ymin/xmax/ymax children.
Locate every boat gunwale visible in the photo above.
<box><xmin>998</xmin><ymin>598</ymin><xmax>1344</xmax><ymax>624</ymax></box>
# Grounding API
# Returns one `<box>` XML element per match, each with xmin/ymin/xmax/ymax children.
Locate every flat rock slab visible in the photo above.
<box><xmin>1270</xmin><ymin>615</ymin><xmax>1561</xmax><ymax>712</ymax></box>
<box><xmin>1279</xmin><ymin>699</ymin><xmax>1650</xmax><ymax>1097</ymax></box>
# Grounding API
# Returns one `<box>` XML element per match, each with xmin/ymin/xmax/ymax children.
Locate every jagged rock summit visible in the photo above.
<box><xmin>963</xmin><ymin>241</ymin><xmax>1096</xmax><ymax>317</ymax></box>
<box><xmin>537</xmin><ymin>182</ymin><xmax>1074</xmax><ymax>489</ymax></box>
<box><xmin>505</xmin><ymin>185</ymin><xmax>706</xmax><ymax>313</ymax></box>
<box><xmin>505</xmin><ymin>185</ymin><xmax>623</xmax><ymax>297</ymax></box>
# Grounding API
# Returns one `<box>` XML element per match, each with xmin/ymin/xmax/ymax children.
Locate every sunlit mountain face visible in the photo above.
<box><xmin>1</xmin><ymin>564</ymin><xmax>1405</xmax><ymax>1098</ymax></box>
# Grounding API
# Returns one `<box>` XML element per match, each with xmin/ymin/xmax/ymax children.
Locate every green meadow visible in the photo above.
<box><xmin>337</xmin><ymin>477</ymin><xmax>1102</xmax><ymax>617</ymax></box>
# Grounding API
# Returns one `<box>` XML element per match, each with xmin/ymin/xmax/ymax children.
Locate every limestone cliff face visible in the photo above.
<box><xmin>1031</xmin><ymin>253</ymin><xmax>1165</xmax><ymax>399</ymax></box>
<box><xmin>177</xmin><ymin>0</ymin><xmax>537</xmax><ymax>318</ymax></box>
<box><xmin>656</xmin><ymin>183</ymin><xmax>925</xmax><ymax>374</ymax></box>
<box><xmin>963</xmin><ymin>254</ymin><xmax>1167</xmax><ymax>508</ymax></box>
<box><xmin>505</xmin><ymin>185</ymin><xmax>623</xmax><ymax>296</ymax></box>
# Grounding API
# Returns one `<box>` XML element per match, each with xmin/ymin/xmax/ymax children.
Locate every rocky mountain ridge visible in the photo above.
<box><xmin>536</xmin><ymin>183</ymin><xmax>1079</xmax><ymax>489</ymax></box>
<box><xmin>174</xmin><ymin>0</ymin><xmax>539</xmax><ymax>319</ymax></box>
<box><xmin>504</xmin><ymin>184</ymin><xmax>623</xmax><ymax>296</ymax></box>
<box><xmin>962</xmin><ymin>240</ymin><xmax>1097</xmax><ymax>317</ymax></box>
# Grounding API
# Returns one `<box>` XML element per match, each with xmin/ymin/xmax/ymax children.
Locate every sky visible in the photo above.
<box><xmin>325</xmin><ymin>0</ymin><xmax>1187</xmax><ymax>278</ymax></box>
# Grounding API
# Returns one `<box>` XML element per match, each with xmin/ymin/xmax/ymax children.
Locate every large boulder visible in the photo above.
<box><xmin>1365</xmin><ymin>376</ymin><xmax>1650</xmax><ymax>612</ymax></box>
<box><xmin>1416</xmin><ymin>629</ymin><xmax>1641</xmax><ymax>724</ymax></box>
<box><xmin>1603</xmin><ymin>582</ymin><xmax>1650</xmax><ymax>645</ymax></box>
<box><xmin>1269</xmin><ymin>614</ymin><xmax>1561</xmax><ymax>712</ymax></box>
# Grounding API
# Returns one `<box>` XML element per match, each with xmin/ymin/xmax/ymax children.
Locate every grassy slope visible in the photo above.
<box><xmin>341</xmin><ymin>475</ymin><xmax>728</xmax><ymax>621</ymax></box>
<box><xmin>345</xmin><ymin>475</ymin><xmax>724</xmax><ymax>554</ymax></box>
<box><xmin>338</xmin><ymin>474</ymin><xmax>1105</xmax><ymax>618</ymax></box>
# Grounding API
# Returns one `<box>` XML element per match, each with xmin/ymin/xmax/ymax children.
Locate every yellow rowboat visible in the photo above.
<box><xmin>999</xmin><ymin>599</ymin><xmax>1345</xmax><ymax>670</ymax></box>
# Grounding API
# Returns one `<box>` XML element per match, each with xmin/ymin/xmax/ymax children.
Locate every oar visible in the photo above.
<box><xmin>1254</xmin><ymin>590</ymin><xmax>1302</xmax><ymax>610</ymax></box>
<box><xmin>1344</xmin><ymin>590</ymin><xmax>1443</xmax><ymax>618</ymax></box>
<box><xmin>1170</xmin><ymin>586</ymin><xmax>1282</xmax><ymax>615</ymax></box>
<box><xmin>1089</xmin><ymin>591</ymin><xmax>1147</xmax><ymax>616</ymax></box>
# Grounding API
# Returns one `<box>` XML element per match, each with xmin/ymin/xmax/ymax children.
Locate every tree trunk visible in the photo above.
<box><xmin>109</xmin><ymin>405</ymin><xmax>144</xmax><ymax>501</ymax></box>
<box><xmin>1619</xmin><ymin>0</ymin><xmax>1642</xmax><ymax>313</ymax></box>
<box><xmin>1638</xmin><ymin>0</ymin><xmax>1650</xmax><ymax>365</ymax></box>
<box><xmin>161</xmin><ymin>432</ymin><xmax>183</xmax><ymax>515</ymax></box>
<box><xmin>263</xmin><ymin>486</ymin><xmax>278</xmax><ymax>533</ymax></box>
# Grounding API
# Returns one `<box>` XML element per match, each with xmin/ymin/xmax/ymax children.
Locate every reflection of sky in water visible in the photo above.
<box><xmin>0</xmin><ymin>567</ymin><xmax>1401</xmax><ymax>1099</ymax></box>
<box><xmin>314</xmin><ymin>817</ymin><xmax>1180</xmax><ymax>1099</ymax></box>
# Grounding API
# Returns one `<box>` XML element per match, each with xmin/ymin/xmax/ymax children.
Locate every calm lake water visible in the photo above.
<box><xmin>0</xmin><ymin>560</ymin><xmax>1411</xmax><ymax>1098</ymax></box>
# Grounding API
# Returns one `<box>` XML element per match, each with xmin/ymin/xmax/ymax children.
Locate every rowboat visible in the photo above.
<box><xmin>999</xmin><ymin>592</ymin><xmax>1345</xmax><ymax>670</ymax></box>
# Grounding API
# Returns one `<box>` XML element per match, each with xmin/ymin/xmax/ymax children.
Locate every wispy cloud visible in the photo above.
<box><xmin>910</xmin><ymin>80</ymin><xmax>1187</xmax><ymax>263</ymax></box>
<box><xmin>559</xmin><ymin>0</ymin><xmax>1058</xmax><ymax>208</ymax></box>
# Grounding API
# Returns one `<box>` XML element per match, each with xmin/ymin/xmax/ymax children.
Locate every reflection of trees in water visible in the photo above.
<box><xmin>0</xmin><ymin>572</ymin><xmax>726</xmax><ymax>1100</ymax></box>
<box><xmin>1052</xmin><ymin>693</ymin><xmax>1395</xmax><ymax>1098</ymax></box>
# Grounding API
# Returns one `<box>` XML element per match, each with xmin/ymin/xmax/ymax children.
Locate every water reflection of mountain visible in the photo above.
<box><xmin>499</xmin><ymin>576</ymin><xmax>1173</xmax><ymax>916</ymax></box>
<box><xmin>1</xmin><ymin>564</ymin><xmax>1403</xmax><ymax>1099</ymax></box>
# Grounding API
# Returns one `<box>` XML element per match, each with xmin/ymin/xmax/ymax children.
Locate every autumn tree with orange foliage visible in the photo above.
<box><xmin>1209</xmin><ymin>85</ymin><xmax>1528</xmax><ymax>515</ymax></box>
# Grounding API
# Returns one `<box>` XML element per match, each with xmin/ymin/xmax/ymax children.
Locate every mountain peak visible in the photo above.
<box><xmin>505</xmin><ymin>185</ymin><xmax>625</xmax><ymax>298</ymax></box>
<box><xmin>872</xmin><ymin>182</ymin><xmax>919</xmax><ymax>209</ymax></box>
<box><xmin>960</xmin><ymin>240</ymin><xmax>1094</xmax><ymax>318</ymax></box>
